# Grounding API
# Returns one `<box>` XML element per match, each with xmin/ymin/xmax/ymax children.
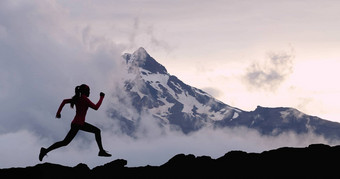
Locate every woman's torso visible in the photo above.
<box><xmin>72</xmin><ymin>95</ymin><xmax>89</xmax><ymax>125</ymax></box>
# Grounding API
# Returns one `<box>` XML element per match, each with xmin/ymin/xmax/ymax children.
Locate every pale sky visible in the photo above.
<box><xmin>1</xmin><ymin>0</ymin><xmax>340</xmax><ymax>168</ymax></box>
<box><xmin>55</xmin><ymin>0</ymin><xmax>340</xmax><ymax>122</ymax></box>
<box><xmin>1</xmin><ymin>0</ymin><xmax>340</xmax><ymax>122</ymax></box>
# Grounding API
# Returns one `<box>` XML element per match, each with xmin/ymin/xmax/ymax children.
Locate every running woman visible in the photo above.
<box><xmin>39</xmin><ymin>84</ymin><xmax>111</xmax><ymax>161</ymax></box>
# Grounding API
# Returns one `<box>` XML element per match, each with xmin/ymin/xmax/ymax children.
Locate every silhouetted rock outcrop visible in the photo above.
<box><xmin>1</xmin><ymin>144</ymin><xmax>340</xmax><ymax>178</ymax></box>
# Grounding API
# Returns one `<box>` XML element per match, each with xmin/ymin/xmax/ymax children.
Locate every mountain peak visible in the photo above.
<box><xmin>135</xmin><ymin>47</ymin><xmax>147</xmax><ymax>55</ymax></box>
<box><xmin>123</xmin><ymin>47</ymin><xmax>167</xmax><ymax>74</ymax></box>
<box><xmin>131</xmin><ymin>47</ymin><xmax>149</xmax><ymax>61</ymax></box>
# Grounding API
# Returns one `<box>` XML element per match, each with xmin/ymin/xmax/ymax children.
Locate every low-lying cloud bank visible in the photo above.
<box><xmin>1</xmin><ymin>116</ymin><xmax>337</xmax><ymax>169</ymax></box>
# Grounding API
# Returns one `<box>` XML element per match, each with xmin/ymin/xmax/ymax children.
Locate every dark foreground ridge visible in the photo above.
<box><xmin>2</xmin><ymin>144</ymin><xmax>340</xmax><ymax>178</ymax></box>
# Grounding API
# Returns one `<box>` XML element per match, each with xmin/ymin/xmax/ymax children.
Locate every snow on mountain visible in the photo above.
<box><xmin>108</xmin><ymin>47</ymin><xmax>340</xmax><ymax>140</ymax></box>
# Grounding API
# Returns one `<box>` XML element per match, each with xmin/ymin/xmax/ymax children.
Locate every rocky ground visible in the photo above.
<box><xmin>1</xmin><ymin>144</ymin><xmax>339</xmax><ymax>178</ymax></box>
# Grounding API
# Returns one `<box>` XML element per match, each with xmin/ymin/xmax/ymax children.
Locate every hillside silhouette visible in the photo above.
<box><xmin>1</xmin><ymin>144</ymin><xmax>340</xmax><ymax>178</ymax></box>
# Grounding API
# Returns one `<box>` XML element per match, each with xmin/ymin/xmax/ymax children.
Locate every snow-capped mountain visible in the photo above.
<box><xmin>108</xmin><ymin>47</ymin><xmax>340</xmax><ymax>139</ymax></box>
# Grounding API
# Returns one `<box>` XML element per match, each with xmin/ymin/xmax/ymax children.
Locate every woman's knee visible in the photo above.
<box><xmin>60</xmin><ymin>139</ymin><xmax>72</xmax><ymax>146</ymax></box>
<box><xmin>95</xmin><ymin>127</ymin><xmax>101</xmax><ymax>135</ymax></box>
<box><xmin>54</xmin><ymin>140</ymin><xmax>69</xmax><ymax>147</ymax></box>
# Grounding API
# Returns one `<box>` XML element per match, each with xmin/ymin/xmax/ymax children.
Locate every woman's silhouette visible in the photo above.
<box><xmin>39</xmin><ymin>84</ymin><xmax>111</xmax><ymax>161</ymax></box>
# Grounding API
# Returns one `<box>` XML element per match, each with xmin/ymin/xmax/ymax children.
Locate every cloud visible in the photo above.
<box><xmin>1</xmin><ymin>0</ymin><xmax>339</xmax><ymax>170</ymax></box>
<box><xmin>126</xmin><ymin>17</ymin><xmax>172</xmax><ymax>53</ymax></box>
<box><xmin>202</xmin><ymin>87</ymin><xmax>223</xmax><ymax>98</ymax></box>
<box><xmin>1</xmin><ymin>122</ymin><xmax>336</xmax><ymax>169</ymax></box>
<box><xmin>146</xmin><ymin>25</ymin><xmax>172</xmax><ymax>53</ymax></box>
<box><xmin>127</xmin><ymin>17</ymin><xmax>140</xmax><ymax>49</ymax></box>
<box><xmin>0</xmin><ymin>0</ymin><xmax>124</xmax><ymax>137</ymax></box>
<box><xmin>243</xmin><ymin>49</ymin><xmax>295</xmax><ymax>91</ymax></box>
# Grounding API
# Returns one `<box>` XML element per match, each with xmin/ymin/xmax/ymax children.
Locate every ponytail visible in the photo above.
<box><xmin>70</xmin><ymin>86</ymin><xmax>81</xmax><ymax>108</ymax></box>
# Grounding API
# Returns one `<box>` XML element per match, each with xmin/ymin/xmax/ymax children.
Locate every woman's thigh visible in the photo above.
<box><xmin>62</xmin><ymin>124</ymin><xmax>80</xmax><ymax>143</ymax></box>
<box><xmin>79</xmin><ymin>122</ymin><xmax>100</xmax><ymax>133</ymax></box>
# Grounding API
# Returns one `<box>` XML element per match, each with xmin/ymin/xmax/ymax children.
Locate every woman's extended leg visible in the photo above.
<box><xmin>80</xmin><ymin>122</ymin><xmax>104</xmax><ymax>151</ymax></box>
<box><xmin>47</xmin><ymin>125</ymin><xmax>79</xmax><ymax>152</ymax></box>
<box><xmin>39</xmin><ymin>124</ymin><xmax>80</xmax><ymax>161</ymax></box>
<box><xmin>80</xmin><ymin>122</ymin><xmax>111</xmax><ymax>157</ymax></box>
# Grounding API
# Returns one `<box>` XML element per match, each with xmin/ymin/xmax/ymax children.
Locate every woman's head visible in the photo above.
<box><xmin>78</xmin><ymin>84</ymin><xmax>90</xmax><ymax>97</ymax></box>
<box><xmin>71</xmin><ymin>84</ymin><xmax>90</xmax><ymax>108</ymax></box>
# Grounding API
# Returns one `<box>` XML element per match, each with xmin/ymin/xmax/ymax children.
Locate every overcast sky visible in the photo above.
<box><xmin>54</xmin><ymin>0</ymin><xmax>340</xmax><ymax>122</ymax></box>
<box><xmin>1</xmin><ymin>0</ymin><xmax>340</xmax><ymax>168</ymax></box>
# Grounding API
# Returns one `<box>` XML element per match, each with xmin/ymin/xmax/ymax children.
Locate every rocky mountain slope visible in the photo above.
<box><xmin>107</xmin><ymin>47</ymin><xmax>340</xmax><ymax>139</ymax></box>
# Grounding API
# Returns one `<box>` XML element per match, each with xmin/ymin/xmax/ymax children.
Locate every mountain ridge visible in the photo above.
<box><xmin>108</xmin><ymin>47</ymin><xmax>340</xmax><ymax>140</ymax></box>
